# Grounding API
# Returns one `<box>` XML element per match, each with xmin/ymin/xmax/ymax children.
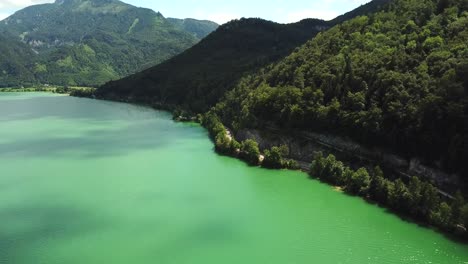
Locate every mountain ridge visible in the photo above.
<box><xmin>0</xmin><ymin>0</ymin><xmax>218</xmax><ymax>87</ymax></box>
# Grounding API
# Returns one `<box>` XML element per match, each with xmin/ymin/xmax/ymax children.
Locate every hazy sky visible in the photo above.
<box><xmin>0</xmin><ymin>0</ymin><xmax>371</xmax><ymax>24</ymax></box>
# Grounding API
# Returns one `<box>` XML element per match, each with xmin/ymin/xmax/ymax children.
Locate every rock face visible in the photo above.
<box><xmin>235</xmin><ymin>128</ymin><xmax>462</xmax><ymax>195</ymax></box>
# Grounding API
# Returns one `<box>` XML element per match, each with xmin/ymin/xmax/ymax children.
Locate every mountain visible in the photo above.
<box><xmin>93</xmin><ymin>0</ymin><xmax>467</xmax><ymax>181</ymax></box>
<box><xmin>95</xmin><ymin>18</ymin><xmax>330</xmax><ymax>111</ymax></box>
<box><xmin>94</xmin><ymin>0</ymin><xmax>392</xmax><ymax>112</ymax></box>
<box><xmin>167</xmin><ymin>18</ymin><xmax>219</xmax><ymax>39</ymax></box>
<box><xmin>215</xmin><ymin>0</ymin><xmax>467</xmax><ymax>179</ymax></box>
<box><xmin>0</xmin><ymin>0</ymin><xmax>217</xmax><ymax>87</ymax></box>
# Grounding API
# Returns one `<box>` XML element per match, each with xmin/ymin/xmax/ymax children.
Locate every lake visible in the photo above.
<box><xmin>0</xmin><ymin>92</ymin><xmax>467</xmax><ymax>264</ymax></box>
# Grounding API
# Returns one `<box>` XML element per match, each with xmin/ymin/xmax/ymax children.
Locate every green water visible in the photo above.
<box><xmin>0</xmin><ymin>93</ymin><xmax>467</xmax><ymax>264</ymax></box>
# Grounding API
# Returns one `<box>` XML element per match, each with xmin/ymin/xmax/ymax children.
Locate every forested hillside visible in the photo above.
<box><xmin>214</xmin><ymin>0</ymin><xmax>467</xmax><ymax>180</ymax></box>
<box><xmin>0</xmin><ymin>0</ymin><xmax>217</xmax><ymax>87</ymax></box>
<box><xmin>95</xmin><ymin>18</ymin><xmax>330</xmax><ymax>111</ymax></box>
<box><xmin>95</xmin><ymin>0</ymin><xmax>393</xmax><ymax>112</ymax></box>
<box><xmin>0</xmin><ymin>32</ymin><xmax>37</xmax><ymax>87</ymax></box>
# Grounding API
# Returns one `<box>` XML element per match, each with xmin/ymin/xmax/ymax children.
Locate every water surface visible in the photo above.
<box><xmin>0</xmin><ymin>93</ymin><xmax>467</xmax><ymax>264</ymax></box>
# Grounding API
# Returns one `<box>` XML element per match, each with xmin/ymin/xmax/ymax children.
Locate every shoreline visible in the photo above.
<box><xmin>70</xmin><ymin>94</ymin><xmax>468</xmax><ymax>243</ymax></box>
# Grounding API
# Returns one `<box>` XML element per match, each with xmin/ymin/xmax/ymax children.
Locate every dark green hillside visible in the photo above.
<box><xmin>0</xmin><ymin>31</ymin><xmax>37</xmax><ymax>87</ymax></box>
<box><xmin>96</xmin><ymin>18</ymin><xmax>330</xmax><ymax>111</ymax></box>
<box><xmin>216</xmin><ymin>0</ymin><xmax>467</xmax><ymax>179</ymax></box>
<box><xmin>0</xmin><ymin>0</ymin><xmax>217</xmax><ymax>87</ymax></box>
<box><xmin>95</xmin><ymin>0</ymin><xmax>393</xmax><ymax>112</ymax></box>
<box><xmin>168</xmin><ymin>18</ymin><xmax>219</xmax><ymax>39</ymax></box>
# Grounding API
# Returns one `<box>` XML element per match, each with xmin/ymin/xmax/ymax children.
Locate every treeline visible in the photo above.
<box><xmin>310</xmin><ymin>152</ymin><xmax>468</xmax><ymax>239</ymax></box>
<box><xmin>215</xmin><ymin>0</ymin><xmax>468</xmax><ymax>183</ymax></box>
<box><xmin>201</xmin><ymin>112</ymin><xmax>297</xmax><ymax>169</ymax></box>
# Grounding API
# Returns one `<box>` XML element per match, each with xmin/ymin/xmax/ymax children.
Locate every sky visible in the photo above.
<box><xmin>0</xmin><ymin>0</ymin><xmax>372</xmax><ymax>24</ymax></box>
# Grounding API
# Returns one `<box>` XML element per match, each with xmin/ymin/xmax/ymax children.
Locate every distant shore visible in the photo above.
<box><xmin>0</xmin><ymin>86</ymin><xmax>96</xmax><ymax>94</ymax></box>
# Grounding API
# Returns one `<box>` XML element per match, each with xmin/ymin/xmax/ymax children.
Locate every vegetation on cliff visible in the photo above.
<box><xmin>215</xmin><ymin>0</ymin><xmax>468</xmax><ymax>183</ymax></box>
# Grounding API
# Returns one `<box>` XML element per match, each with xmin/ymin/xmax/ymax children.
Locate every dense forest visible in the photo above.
<box><xmin>214</xmin><ymin>0</ymin><xmax>467</xmax><ymax>182</ymax></box>
<box><xmin>96</xmin><ymin>18</ymin><xmax>330</xmax><ymax>111</ymax></box>
<box><xmin>94</xmin><ymin>0</ymin><xmax>391</xmax><ymax>112</ymax></box>
<box><xmin>0</xmin><ymin>0</ymin><xmax>218</xmax><ymax>87</ymax></box>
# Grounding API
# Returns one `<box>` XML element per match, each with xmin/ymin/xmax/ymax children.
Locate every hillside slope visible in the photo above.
<box><xmin>95</xmin><ymin>0</ymin><xmax>391</xmax><ymax>112</ymax></box>
<box><xmin>0</xmin><ymin>0</ymin><xmax>217</xmax><ymax>87</ymax></box>
<box><xmin>95</xmin><ymin>18</ymin><xmax>330</xmax><ymax>111</ymax></box>
<box><xmin>215</xmin><ymin>0</ymin><xmax>467</xmax><ymax>182</ymax></box>
<box><xmin>167</xmin><ymin>18</ymin><xmax>219</xmax><ymax>39</ymax></box>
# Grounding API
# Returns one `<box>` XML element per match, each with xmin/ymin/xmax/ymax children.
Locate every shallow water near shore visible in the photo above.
<box><xmin>0</xmin><ymin>92</ymin><xmax>467</xmax><ymax>264</ymax></box>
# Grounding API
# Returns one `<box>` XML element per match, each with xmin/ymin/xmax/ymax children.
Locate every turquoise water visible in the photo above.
<box><xmin>0</xmin><ymin>92</ymin><xmax>467</xmax><ymax>264</ymax></box>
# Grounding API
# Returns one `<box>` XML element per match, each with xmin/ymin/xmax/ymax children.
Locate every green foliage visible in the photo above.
<box><xmin>370</xmin><ymin>166</ymin><xmax>389</xmax><ymax>202</ymax></box>
<box><xmin>461</xmin><ymin>204</ymin><xmax>468</xmax><ymax>227</ymax></box>
<box><xmin>348</xmin><ymin>168</ymin><xmax>371</xmax><ymax>195</ymax></box>
<box><xmin>240</xmin><ymin>139</ymin><xmax>260</xmax><ymax>165</ymax></box>
<box><xmin>0</xmin><ymin>0</ymin><xmax>217</xmax><ymax>87</ymax></box>
<box><xmin>167</xmin><ymin>18</ymin><xmax>219</xmax><ymax>39</ymax></box>
<box><xmin>388</xmin><ymin>179</ymin><xmax>412</xmax><ymax>211</ymax></box>
<box><xmin>262</xmin><ymin>145</ymin><xmax>289</xmax><ymax>169</ymax></box>
<box><xmin>430</xmin><ymin>202</ymin><xmax>453</xmax><ymax>228</ymax></box>
<box><xmin>215</xmin><ymin>0</ymin><xmax>468</xmax><ymax>179</ymax></box>
<box><xmin>96</xmin><ymin>18</ymin><xmax>335</xmax><ymax>112</ymax></box>
<box><xmin>201</xmin><ymin>112</ymin><xmax>241</xmax><ymax>157</ymax></box>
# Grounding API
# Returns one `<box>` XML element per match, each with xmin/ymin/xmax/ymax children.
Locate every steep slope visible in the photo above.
<box><xmin>95</xmin><ymin>18</ymin><xmax>330</xmax><ymax>111</ymax></box>
<box><xmin>215</xmin><ymin>0</ymin><xmax>467</xmax><ymax>181</ymax></box>
<box><xmin>0</xmin><ymin>0</ymin><xmax>217</xmax><ymax>87</ymax></box>
<box><xmin>167</xmin><ymin>18</ymin><xmax>219</xmax><ymax>39</ymax></box>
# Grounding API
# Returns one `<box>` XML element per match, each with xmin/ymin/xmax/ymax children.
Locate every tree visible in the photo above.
<box><xmin>430</xmin><ymin>202</ymin><xmax>453</xmax><ymax>229</ymax></box>
<box><xmin>461</xmin><ymin>204</ymin><xmax>468</xmax><ymax>228</ymax></box>
<box><xmin>263</xmin><ymin>145</ymin><xmax>289</xmax><ymax>169</ymax></box>
<box><xmin>310</xmin><ymin>152</ymin><xmax>326</xmax><ymax>178</ymax></box>
<box><xmin>420</xmin><ymin>182</ymin><xmax>441</xmax><ymax>220</ymax></box>
<box><xmin>388</xmin><ymin>179</ymin><xmax>412</xmax><ymax>212</ymax></box>
<box><xmin>369</xmin><ymin>166</ymin><xmax>389</xmax><ymax>203</ymax></box>
<box><xmin>215</xmin><ymin>132</ymin><xmax>231</xmax><ymax>154</ymax></box>
<box><xmin>408</xmin><ymin>176</ymin><xmax>423</xmax><ymax>216</ymax></box>
<box><xmin>240</xmin><ymin>139</ymin><xmax>260</xmax><ymax>165</ymax></box>
<box><xmin>451</xmin><ymin>191</ymin><xmax>466</xmax><ymax>224</ymax></box>
<box><xmin>348</xmin><ymin>168</ymin><xmax>371</xmax><ymax>195</ymax></box>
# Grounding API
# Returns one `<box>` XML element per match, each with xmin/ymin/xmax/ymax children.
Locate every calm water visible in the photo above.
<box><xmin>0</xmin><ymin>93</ymin><xmax>467</xmax><ymax>264</ymax></box>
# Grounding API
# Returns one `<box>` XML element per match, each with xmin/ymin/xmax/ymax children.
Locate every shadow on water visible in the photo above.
<box><xmin>0</xmin><ymin>123</ymin><xmax>169</xmax><ymax>159</ymax></box>
<box><xmin>0</xmin><ymin>204</ymin><xmax>106</xmax><ymax>261</ymax></box>
<box><xmin>0</xmin><ymin>96</ymin><xmax>207</xmax><ymax>159</ymax></box>
<box><xmin>0</xmin><ymin>95</ymin><xmax>166</xmax><ymax>122</ymax></box>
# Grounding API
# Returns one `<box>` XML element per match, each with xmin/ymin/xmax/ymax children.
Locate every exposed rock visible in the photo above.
<box><xmin>235</xmin><ymin>127</ymin><xmax>462</xmax><ymax>195</ymax></box>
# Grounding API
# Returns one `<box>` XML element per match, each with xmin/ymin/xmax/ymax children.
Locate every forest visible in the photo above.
<box><xmin>214</xmin><ymin>0</ymin><xmax>467</xmax><ymax>182</ymax></box>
